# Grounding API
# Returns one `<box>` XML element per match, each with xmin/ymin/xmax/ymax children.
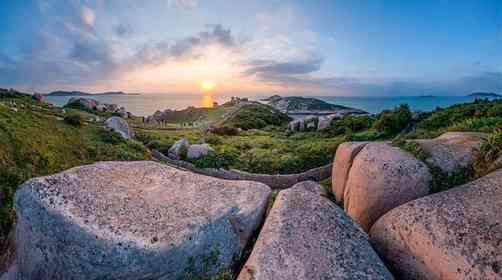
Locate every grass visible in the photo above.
<box><xmin>0</xmin><ymin>95</ymin><xmax>151</xmax><ymax>254</ymax></box>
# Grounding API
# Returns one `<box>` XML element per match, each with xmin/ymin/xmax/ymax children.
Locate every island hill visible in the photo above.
<box><xmin>1</xmin><ymin>87</ymin><xmax>502</xmax><ymax>279</ymax></box>
<box><xmin>44</xmin><ymin>90</ymin><xmax>128</xmax><ymax>96</ymax></box>
<box><xmin>468</xmin><ymin>92</ymin><xmax>502</xmax><ymax>98</ymax></box>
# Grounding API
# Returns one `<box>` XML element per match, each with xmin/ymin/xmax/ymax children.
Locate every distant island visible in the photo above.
<box><xmin>468</xmin><ymin>92</ymin><xmax>501</xmax><ymax>98</ymax></box>
<box><xmin>45</xmin><ymin>91</ymin><xmax>127</xmax><ymax>96</ymax></box>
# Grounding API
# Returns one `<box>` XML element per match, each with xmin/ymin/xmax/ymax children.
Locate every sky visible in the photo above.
<box><xmin>0</xmin><ymin>0</ymin><xmax>501</xmax><ymax>96</ymax></box>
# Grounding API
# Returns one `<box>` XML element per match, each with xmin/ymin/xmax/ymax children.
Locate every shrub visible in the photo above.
<box><xmin>373</xmin><ymin>104</ymin><xmax>413</xmax><ymax>136</ymax></box>
<box><xmin>473</xmin><ymin>128</ymin><xmax>502</xmax><ymax>177</ymax></box>
<box><xmin>190</xmin><ymin>150</ymin><xmax>237</xmax><ymax>169</ymax></box>
<box><xmin>448</xmin><ymin>117</ymin><xmax>502</xmax><ymax>133</ymax></box>
<box><xmin>209</xmin><ymin>126</ymin><xmax>239</xmax><ymax>136</ymax></box>
<box><xmin>64</xmin><ymin>113</ymin><xmax>84</xmax><ymax>127</ymax></box>
<box><xmin>328</xmin><ymin>115</ymin><xmax>374</xmax><ymax>136</ymax></box>
<box><xmin>223</xmin><ymin>104</ymin><xmax>291</xmax><ymax>130</ymax></box>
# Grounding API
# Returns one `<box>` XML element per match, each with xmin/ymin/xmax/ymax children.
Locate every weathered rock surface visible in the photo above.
<box><xmin>237</xmin><ymin>181</ymin><xmax>394</xmax><ymax>280</ymax></box>
<box><xmin>331</xmin><ymin>142</ymin><xmax>368</xmax><ymax>202</ymax></box>
<box><xmin>370</xmin><ymin>169</ymin><xmax>502</xmax><ymax>280</ymax></box>
<box><xmin>317</xmin><ymin>114</ymin><xmax>339</xmax><ymax>131</ymax></box>
<box><xmin>13</xmin><ymin>161</ymin><xmax>271</xmax><ymax>279</ymax></box>
<box><xmin>413</xmin><ymin>132</ymin><xmax>486</xmax><ymax>174</ymax></box>
<box><xmin>104</xmin><ymin>116</ymin><xmax>134</xmax><ymax>139</ymax></box>
<box><xmin>66</xmin><ymin>97</ymin><xmax>98</xmax><ymax>111</ymax></box>
<box><xmin>168</xmin><ymin>138</ymin><xmax>190</xmax><ymax>159</ymax></box>
<box><xmin>186</xmin><ymin>144</ymin><xmax>214</xmax><ymax>159</ymax></box>
<box><xmin>344</xmin><ymin>142</ymin><xmax>431</xmax><ymax>231</ymax></box>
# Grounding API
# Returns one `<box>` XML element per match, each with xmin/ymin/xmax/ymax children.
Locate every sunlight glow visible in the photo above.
<box><xmin>200</xmin><ymin>80</ymin><xmax>216</xmax><ymax>92</ymax></box>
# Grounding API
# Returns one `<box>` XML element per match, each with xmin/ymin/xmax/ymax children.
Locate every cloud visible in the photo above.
<box><xmin>244</xmin><ymin>56</ymin><xmax>323</xmax><ymax>77</ymax></box>
<box><xmin>168</xmin><ymin>0</ymin><xmax>198</xmax><ymax>9</ymax></box>
<box><xmin>131</xmin><ymin>24</ymin><xmax>236</xmax><ymax>66</ymax></box>
<box><xmin>81</xmin><ymin>5</ymin><xmax>95</xmax><ymax>27</ymax></box>
<box><xmin>113</xmin><ymin>24</ymin><xmax>133</xmax><ymax>37</ymax></box>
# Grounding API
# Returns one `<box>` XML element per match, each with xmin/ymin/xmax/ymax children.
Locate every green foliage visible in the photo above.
<box><xmin>0</xmin><ymin>98</ymin><xmax>150</xmax><ymax>249</ymax></box>
<box><xmin>418</xmin><ymin>99</ymin><xmax>502</xmax><ymax>131</ymax></box>
<box><xmin>373</xmin><ymin>104</ymin><xmax>413</xmax><ymax>136</ymax></box>
<box><xmin>447</xmin><ymin>117</ymin><xmax>502</xmax><ymax>133</ymax></box>
<box><xmin>64</xmin><ymin>113</ymin><xmax>84</xmax><ymax>127</ymax></box>
<box><xmin>429</xmin><ymin>166</ymin><xmax>474</xmax><ymax>193</ymax></box>
<box><xmin>223</xmin><ymin>104</ymin><xmax>291</xmax><ymax>130</ymax></box>
<box><xmin>190</xmin><ymin>150</ymin><xmax>237</xmax><ymax>169</ymax></box>
<box><xmin>392</xmin><ymin>138</ymin><xmax>428</xmax><ymax>161</ymax></box>
<box><xmin>473</xmin><ymin>128</ymin><xmax>502</xmax><ymax>177</ymax></box>
<box><xmin>209</xmin><ymin>126</ymin><xmax>239</xmax><ymax>136</ymax></box>
<box><xmin>327</xmin><ymin>115</ymin><xmax>375</xmax><ymax>136</ymax></box>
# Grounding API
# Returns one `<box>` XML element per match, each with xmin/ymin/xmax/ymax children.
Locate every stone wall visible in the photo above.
<box><xmin>152</xmin><ymin>150</ymin><xmax>332</xmax><ymax>189</ymax></box>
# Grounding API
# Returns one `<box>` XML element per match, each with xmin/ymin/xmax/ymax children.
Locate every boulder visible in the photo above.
<box><xmin>413</xmin><ymin>132</ymin><xmax>486</xmax><ymax>174</ymax></box>
<box><xmin>104</xmin><ymin>116</ymin><xmax>134</xmax><ymax>139</ymax></box>
<box><xmin>344</xmin><ymin>142</ymin><xmax>431</xmax><ymax>231</ymax></box>
<box><xmin>66</xmin><ymin>97</ymin><xmax>98</xmax><ymax>111</ymax></box>
<box><xmin>238</xmin><ymin>181</ymin><xmax>394</xmax><ymax>280</ymax></box>
<box><xmin>187</xmin><ymin>144</ymin><xmax>215</xmax><ymax>160</ymax></box>
<box><xmin>370</xmin><ymin>169</ymin><xmax>502</xmax><ymax>280</ymax></box>
<box><xmin>317</xmin><ymin>114</ymin><xmax>338</xmax><ymax>131</ymax></box>
<box><xmin>331</xmin><ymin>142</ymin><xmax>368</xmax><ymax>202</ymax></box>
<box><xmin>287</xmin><ymin>119</ymin><xmax>302</xmax><ymax>132</ymax></box>
<box><xmin>13</xmin><ymin>161</ymin><xmax>271</xmax><ymax>279</ymax></box>
<box><xmin>168</xmin><ymin>138</ymin><xmax>190</xmax><ymax>159</ymax></box>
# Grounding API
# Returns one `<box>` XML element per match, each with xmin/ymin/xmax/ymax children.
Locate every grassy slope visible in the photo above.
<box><xmin>0</xmin><ymin>96</ymin><xmax>151</xmax><ymax>252</ymax></box>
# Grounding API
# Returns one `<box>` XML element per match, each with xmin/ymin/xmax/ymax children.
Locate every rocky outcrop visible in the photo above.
<box><xmin>187</xmin><ymin>144</ymin><xmax>214</xmax><ymax>159</ymax></box>
<box><xmin>331</xmin><ymin>142</ymin><xmax>368</xmax><ymax>202</ymax></box>
<box><xmin>238</xmin><ymin>181</ymin><xmax>394</xmax><ymax>280</ymax></box>
<box><xmin>317</xmin><ymin>114</ymin><xmax>339</xmax><ymax>131</ymax></box>
<box><xmin>104</xmin><ymin>116</ymin><xmax>134</xmax><ymax>139</ymax></box>
<box><xmin>66</xmin><ymin>97</ymin><xmax>98</xmax><ymax>111</ymax></box>
<box><xmin>343</xmin><ymin>142</ymin><xmax>431</xmax><ymax>231</ymax></box>
<box><xmin>13</xmin><ymin>161</ymin><xmax>271</xmax><ymax>279</ymax></box>
<box><xmin>413</xmin><ymin>132</ymin><xmax>486</xmax><ymax>174</ymax></box>
<box><xmin>168</xmin><ymin>138</ymin><xmax>190</xmax><ymax>159</ymax></box>
<box><xmin>370</xmin><ymin>169</ymin><xmax>502</xmax><ymax>280</ymax></box>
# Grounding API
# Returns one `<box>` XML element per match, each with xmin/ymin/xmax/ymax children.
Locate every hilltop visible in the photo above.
<box><xmin>265</xmin><ymin>96</ymin><xmax>368</xmax><ymax>115</ymax></box>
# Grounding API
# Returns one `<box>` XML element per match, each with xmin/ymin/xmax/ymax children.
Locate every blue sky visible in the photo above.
<box><xmin>0</xmin><ymin>0</ymin><xmax>501</xmax><ymax>96</ymax></box>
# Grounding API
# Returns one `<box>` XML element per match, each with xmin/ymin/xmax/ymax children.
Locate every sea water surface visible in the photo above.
<box><xmin>45</xmin><ymin>94</ymin><xmax>500</xmax><ymax>116</ymax></box>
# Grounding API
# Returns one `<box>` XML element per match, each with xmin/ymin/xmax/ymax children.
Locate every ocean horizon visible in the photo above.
<box><xmin>44</xmin><ymin>93</ymin><xmax>500</xmax><ymax>117</ymax></box>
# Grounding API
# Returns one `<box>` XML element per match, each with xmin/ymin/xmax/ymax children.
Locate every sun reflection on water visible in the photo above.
<box><xmin>201</xmin><ymin>93</ymin><xmax>214</xmax><ymax>108</ymax></box>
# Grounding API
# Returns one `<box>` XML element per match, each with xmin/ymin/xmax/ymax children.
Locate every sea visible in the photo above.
<box><xmin>44</xmin><ymin>93</ymin><xmax>501</xmax><ymax>117</ymax></box>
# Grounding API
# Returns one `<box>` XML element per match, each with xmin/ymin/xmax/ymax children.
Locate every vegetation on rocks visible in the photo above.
<box><xmin>473</xmin><ymin>128</ymin><xmax>502</xmax><ymax>177</ymax></box>
<box><xmin>0</xmin><ymin>93</ymin><xmax>150</xmax><ymax>254</ymax></box>
<box><xmin>223</xmin><ymin>104</ymin><xmax>291</xmax><ymax>130</ymax></box>
<box><xmin>373</xmin><ymin>104</ymin><xmax>413</xmax><ymax>136</ymax></box>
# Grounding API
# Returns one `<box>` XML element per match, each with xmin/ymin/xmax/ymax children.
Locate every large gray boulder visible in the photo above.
<box><xmin>13</xmin><ymin>161</ymin><xmax>271</xmax><ymax>279</ymax></box>
<box><xmin>168</xmin><ymin>138</ymin><xmax>190</xmax><ymax>159</ymax></box>
<box><xmin>65</xmin><ymin>97</ymin><xmax>98</xmax><ymax>111</ymax></box>
<box><xmin>370</xmin><ymin>169</ymin><xmax>502</xmax><ymax>280</ymax></box>
<box><xmin>104</xmin><ymin>116</ymin><xmax>134</xmax><ymax>139</ymax></box>
<box><xmin>413</xmin><ymin>132</ymin><xmax>486</xmax><ymax>174</ymax></box>
<box><xmin>344</xmin><ymin>142</ymin><xmax>431</xmax><ymax>231</ymax></box>
<box><xmin>317</xmin><ymin>114</ymin><xmax>339</xmax><ymax>131</ymax></box>
<box><xmin>187</xmin><ymin>144</ymin><xmax>214</xmax><ymax>160</ymax></box>
<box><xmin>237</xmin><ymin>181</ymin><xmax>394</xmax><ymax>280</ymax></box>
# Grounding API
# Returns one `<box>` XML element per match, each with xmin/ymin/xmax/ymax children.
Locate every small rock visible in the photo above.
<box><xmin>168</xmin><ymin>138</ymin><xmax>190</xmax><ymax>159</ymax></box>
<box><xmin>238</xmin><ymin>181</ymin><xmax>394</xmax><ymax>280</ymax></box>
<box><xmin>104</xmin><ymin>116</ymin><xmax>134</xmax><ymax>139</ymax></box>
<box><xmin>187</xmin><ymin>144</ymin><xmax>214</xmax><ymax>159</ymax></box>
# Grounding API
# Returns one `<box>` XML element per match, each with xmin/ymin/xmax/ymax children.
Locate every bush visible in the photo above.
<box><xmin>448</xmin><ymin>117</ymin><xmax>502</xmax><ymax>133</ymax></box>
<box><xmin>473</xmin><ymin>128</ymin><xmax>502</xmax><ymax>177</ymax></box>
<box><xmin>190</xmin><ymin>150</ymin><xmax>237</xmax><ymax>169</ymax></box>
<box><xmin>328</xmin><ymin>115</ymin><xmax>374</xmax><ymax>136</ymax></box>
<box><xmin>64</xmin><ymin>113</ymin><xmax>84</xmax><ymax>126</ymax></box>
<box><xmin>223</xmin><ymin>104</ymin><xmax>291</xmax><ymax>130</ymax></box>
<box><xmin>373</xmin><ymin>104</ymin><xmax>412</xmax><ymax>136</ymax></box>
<box><xmin>209</xmin><ymin>126</ymin><xmax>239</xmax><ymax>136</ymax></box>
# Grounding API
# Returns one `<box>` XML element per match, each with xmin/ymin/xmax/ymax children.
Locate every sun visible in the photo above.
<box><xmin>200</xmin><ymin>80</ymin><xmax>216</xmax><ymax>92</ymax></box>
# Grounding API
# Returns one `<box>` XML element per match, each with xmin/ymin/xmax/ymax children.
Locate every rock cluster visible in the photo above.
<box><xmin>12</xmin><ymin>161</ymin><xmax>271</xmax><ymax>280</ymax></box>
<box><xmin>288</xmin><ymin>114</ymin><xmax>341</xmax><ymax>133</ymax></box>
<box><xmin>65</xmin><ymin>98</ymin><xmax>131</xmax><ymax>118</ymax></box>
<box><xmin>168</xmin><ymin>138</ymin><xmax>214</xmax><ymax>160</ymax></box>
